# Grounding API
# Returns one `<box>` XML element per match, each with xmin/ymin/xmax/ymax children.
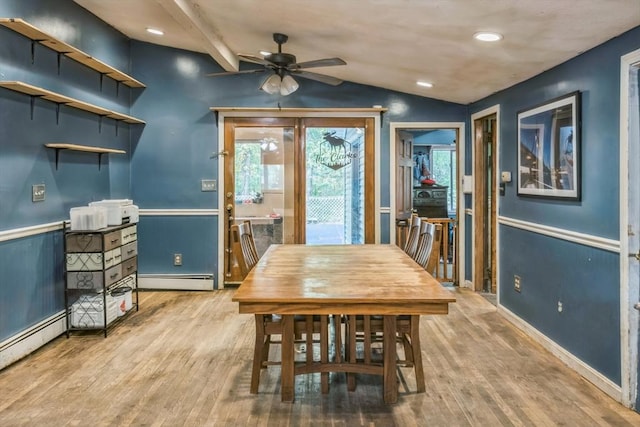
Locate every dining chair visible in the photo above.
<box><xmin>425</xmin><ymin>223</ymin><xmax>443</xmax><ymax>277</ymax></box>
<box><xmin>413</xmin><ymin>222</ymin><xmax>437</xmax><ymax>269</ymax></box>
<box><xmin>343</xmin><ymin>222</ymin><xmax>440</xmax><ymax>393</ymax></box>
<box><xmin>231</xmin><ymin>221</ymin><xmax>331</xmax><ymax>394</ymax></box>
<box><xmin>402</xmin><ymin>215</ymin><xmax>422</xmax><ymax>259</ymax></box>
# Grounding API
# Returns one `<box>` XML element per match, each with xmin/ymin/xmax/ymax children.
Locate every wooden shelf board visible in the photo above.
<box><xmin>0</xmin><ymin>81</ymin><xmax>145</xmax><ymax>124</ymax></box>
<box><xmin>0</xmin><ymin>18</ymin><xmax>145</xmax><ymax>88</ymax></box>
<box><xmin>45</xmin><ymin>143</ymin><xmax>126</xmax><ymax>154</ymax></box>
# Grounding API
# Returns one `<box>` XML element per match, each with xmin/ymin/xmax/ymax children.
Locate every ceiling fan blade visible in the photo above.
<box><xmin>291</xmin><ymin>70</ymin><xmax>343</xmax><ymax>86</ymax></box>
<box><xmin>294</xmin><ymin>57</ymin><xmax>346</xmax><ymax>69</ymax></box>
<box><xmin>206</xmin><ymin>68</ymin><xmax>266</xmax><ymax>77</ymax></box>
<box><xmin>238</xmin><ymin>54</ymin><xmax>275</xmax><ymax>67</ymax></box>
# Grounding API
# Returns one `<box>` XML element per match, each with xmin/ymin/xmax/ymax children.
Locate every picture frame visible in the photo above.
<box><xmin>517</xmin><ymin>91</ymin><xmax>581</xmax><ymax>200</ymax></box>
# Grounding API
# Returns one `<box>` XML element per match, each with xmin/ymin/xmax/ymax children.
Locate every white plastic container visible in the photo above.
<box><xmin>70</xmin><ymin>206</ymin><xmax>108</xmax><ymax>231</ymax></box>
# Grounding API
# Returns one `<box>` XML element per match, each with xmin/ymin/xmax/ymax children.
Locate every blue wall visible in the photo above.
<box><xmin>128</xmin><ymin>41</ymin><xmax>467</xmax><ymax>279</ymax></box>
<box><xmin>470</xmin><ymin>26</ymin><xmax>640</xmax><ymax>385</ymax></box>
<box><xmin>0</xmin><ymin>0</ymin><xmax>138</xmax><ymax>341</ymax></box>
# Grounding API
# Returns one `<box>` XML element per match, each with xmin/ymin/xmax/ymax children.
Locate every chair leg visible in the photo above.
<box><xmin>320</xmin><ymin>316</ymin><xmax>329</xmax><ymax>393</ymax></box>
<box><xmin>250</xmin><ymin>314</ymin><xmax>266</xmax><ymax>394</ymax></box>
<box><xmin>347</xmin><ymin>315</ymin><xmax>357</xmax><ymax>391</ymax></box>
<box><xmin>410</xmin><ymin>315</ymin><xmax>425</xmax><ymax>393</ymax></box>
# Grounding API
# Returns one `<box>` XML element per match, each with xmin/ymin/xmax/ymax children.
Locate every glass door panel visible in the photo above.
<box><xmin>304</xmin><ymin>127</ymin><xmax>365</xmax><ymax>244</ymax></box>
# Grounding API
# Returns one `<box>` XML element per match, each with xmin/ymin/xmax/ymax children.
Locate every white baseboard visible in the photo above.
<box><xmin>498</xmin><ymin>305</ymin><xmax>623</xmax><ymax>404</ymax></box>
<box><xmin>138</xmin><ymin>275</ymin><xmax>214</xmax><ymax>291</ymax></box>
<box><xmin>0</xmin><ymin>311</ymin><xmax>66</xmax><ymax>370</ymax></box>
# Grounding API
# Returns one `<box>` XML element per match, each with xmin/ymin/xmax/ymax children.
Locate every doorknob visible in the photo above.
<box><xmin>634</xmin><ymin>302</ymin><xmax>640</xmax><ymax>311</ymax></box>
<box><xmin>629</xmin><ymin>252</ymin><xmax>640</xmax><ymax>261</ymax></box>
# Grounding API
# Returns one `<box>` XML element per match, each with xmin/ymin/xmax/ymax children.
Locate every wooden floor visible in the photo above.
<box><xmin>1</xmin><ymin>287</ymin><xmax>639</xmax><ymax>426</ymax></box>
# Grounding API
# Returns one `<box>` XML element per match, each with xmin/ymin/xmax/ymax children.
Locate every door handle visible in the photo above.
<box><xmin>634</xmin><ymin>302</ymin><xmax>640</xmax><ymax>311</ymax></box>
<box><xmin>629</xmin><ymin>252</ymin><xmax>640</xmax><ymax>261</ymax></box>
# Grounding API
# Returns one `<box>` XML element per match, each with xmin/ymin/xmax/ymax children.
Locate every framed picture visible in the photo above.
<box><xmin>517</xmin><ymin>91</ymin><xmax>581</xmax><ymax>200</ymax></box>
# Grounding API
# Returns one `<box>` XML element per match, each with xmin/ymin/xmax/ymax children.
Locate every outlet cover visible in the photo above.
<box><xmin>32</xmin><ymin>184</ymin><xmax>45</xmax><ymax>202</ymax></box>
<box><xmin>174</xmin><ymin>253</ymin><xmax>182</xmax><ymax>266</ymax></box>
<box><xmin>514</xmin><ymin>275</ymin><xmax>521</xmax><ymax>292</ymax></box>
<box><xmin>201</xmin><ymin>179</ymin><xmax>216</xmax><ymax>192</ymax></box>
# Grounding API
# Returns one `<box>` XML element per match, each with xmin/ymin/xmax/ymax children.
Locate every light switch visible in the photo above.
<box><xmin>201</xmin><ymin>179</ymin><xmax>217</xmax><ymax>192</ymax></box>
<box><xmin>32</xmin><ymin>184</ymin><xmax>45</xmax><ymax>202</ymax></box>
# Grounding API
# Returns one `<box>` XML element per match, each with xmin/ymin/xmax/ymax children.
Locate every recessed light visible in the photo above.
<box><xmin>417</xmin><ymin>81</ymin><xmax>433</xmax><ymax>88</ymax></box>
<box><xmin>473</xmin><ymin>32</ymin><xmax>502</xmax><ymax>42</ymax></box>
<box><xmin>146</xmin><ymin>28</ymin><xmax>164</xmax><ymax>36</ymax></box>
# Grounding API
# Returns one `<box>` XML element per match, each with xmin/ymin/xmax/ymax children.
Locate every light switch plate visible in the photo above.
<box><xmin>32</xmin><ymin>184</ymin><xmax>45</xmax><ymax>202</ymax></box>
<box><xmin>201</xmin><ymin>179</ymin><xmax>217</xmax><ymax>192</ymax></box>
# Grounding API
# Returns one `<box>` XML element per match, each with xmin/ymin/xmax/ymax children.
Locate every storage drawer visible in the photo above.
<box><xmin>67</xmin><ymin>253</ymin><xmax>103</xmax><ymax>271</ymax></box>
<box><xmin>120</xmin><ymin>241</ymin><xmax>138</xmax><ymax>261</ymax></box>
<box><xmin>66</xmin><ymin>233</ymin><xmax>103</xmax><ymax>252</ymax></box>
<box><xmin>104</xmin><ymin>247</ymin><xmax>122</xmax><ymax>269</ymax></box>
<box><xmin>121</xmin><ymin>225</ymin><xmax>138</xmax><ymax>245</ymax></box>
<box><xmin>67</xmin><ymin>271</ymin><xmax>103</xmax><ymax>289</ymax></box>
<box><xmin>105</xmin><ymin>264</ymin><xmax>123</xmax><ymax>288</ymax></box>
<box><xmin>103</xmin><ymin>230</ymin><xmax>122</xmax><ymax>251</ymax></box>
<box><xmin>121</xmin><ymin>256</ymin><xmax>137</xmax><ymax>277</ymax></box>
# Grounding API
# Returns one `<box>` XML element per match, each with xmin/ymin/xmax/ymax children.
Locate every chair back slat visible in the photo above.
<box><xmin>425</xmin><ymin>223</ymin><xmax>443</xmax><ymax>275</ymax></box>
<box><xmin>231</xmin><ymin>220</ymin><xmax>259</xmax><ymax>276</ymax></box>
<box><xmin>413</xmin><ymin>222</ymin><xmax>436</xmax><ymax>269</ymax></box>
<box><xmin>403</xmin><ymin>215</ymin><xmax>422</xmax><ymax>258</ymax></box>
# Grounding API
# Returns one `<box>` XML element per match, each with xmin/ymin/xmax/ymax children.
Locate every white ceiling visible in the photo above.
<box><xmin>73</xmin><ymin>0</ymin><xmax>640</xmax><ymax>104</ymax></box>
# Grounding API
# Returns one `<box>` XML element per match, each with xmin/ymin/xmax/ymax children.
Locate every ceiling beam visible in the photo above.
<box><xmin>155</xmin><ymin>0</ymin><xmax>239</xmax><ymax>71</ymax></box>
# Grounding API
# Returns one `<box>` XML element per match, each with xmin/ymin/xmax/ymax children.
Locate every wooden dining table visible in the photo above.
<box><xmin>232</xmin><ymin>244</ymin><xmax>456</xmax><ymax>404</ymax></box>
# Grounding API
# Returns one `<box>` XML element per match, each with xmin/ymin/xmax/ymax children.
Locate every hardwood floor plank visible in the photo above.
<box><xmin>0</xmin><ymin>288</ymin><xmax>639</xmax><ymax>426</ymax></box>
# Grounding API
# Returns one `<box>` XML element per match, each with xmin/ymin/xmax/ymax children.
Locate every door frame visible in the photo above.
<box><xmin>389</xmin><ymin>121</ymin><xmax>466</xmax><ymax>285</ymax></box>
<box><xmin>216</xmin><ymin>109</ymin><xmax>383</xmax><ymax>289</ymax></box>
<box><xmin>619</xmin><ymin>47</ymin><xmax>640</xmax><ymax>409</ymax></box>
<box><xmin>470</xmin><ymin>105</ymin><xmax>500</xmax><ymax>297</ymax></box>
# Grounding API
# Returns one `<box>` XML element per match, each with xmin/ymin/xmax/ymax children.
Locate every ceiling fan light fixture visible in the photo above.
<box><xmin>260</xmin><ymin>74</ymin><xmax>282</xmax><ymax>94</ymax></box>
<box><xmin>417</xmin><ymin>81</ymin><xmax>433</xmax><ymax>88</ymax></box>
<box><xmin>259</xmin><ymin>50</ymin><xmax>272</xmax><ymax>57</ymax></box>
<box><xmin>280</xmin><ymin>75</ymin><xmax>299</xmax><ymax>95</ymax></box>
<box><xmin>473</xmin><ymin>31</ymin><xmax>503</xmax><ymax>42</ymax></box>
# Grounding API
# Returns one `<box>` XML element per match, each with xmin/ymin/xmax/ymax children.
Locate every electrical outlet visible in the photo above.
<box><xmin>174</xmin><ymin>253</ymin><xmax>182</xmax><ymax>266</ymax></box>
<box><xmin>514</xmin><ymin>275</ymin><xmax>521</xmax><ymax>292</ymax></box>
<box><xmin>557</xmin><ymin>301</ymin><xmax>563</xmax><ymax>313</ymax></box>
<box><xmin>201</xmin><ymin>179</ymin><xmax>217</xmax><ymax>192</ymax></box>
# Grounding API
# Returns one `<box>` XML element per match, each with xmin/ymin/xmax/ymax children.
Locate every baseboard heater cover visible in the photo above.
<box><xmin>137</xmin><ymin>274</ymin><xmax>215</xmax><ymax>291</ymax></box>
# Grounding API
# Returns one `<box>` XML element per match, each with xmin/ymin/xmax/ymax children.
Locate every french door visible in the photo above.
<box><xmin>223</xmin><ymin>117</ymin><xmax>375</xmax><ymax>284</ymax></box>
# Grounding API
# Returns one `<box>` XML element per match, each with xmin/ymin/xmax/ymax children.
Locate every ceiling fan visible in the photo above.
<box><xmin>206</xmin><ymin>33</ymin><xmax>346</xmax><ymax>95</ymax></box>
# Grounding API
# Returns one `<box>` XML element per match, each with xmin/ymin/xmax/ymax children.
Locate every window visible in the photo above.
<box><xmin>430</xmin><ymin>147</ymin><xmax>456</xmax><ymax>213</ymax></box>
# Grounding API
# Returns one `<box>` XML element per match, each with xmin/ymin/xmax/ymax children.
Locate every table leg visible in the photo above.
<box><xmin>383</xmin><ymin>315</ymin><xmax>398</xmax><ymax>404</ymax></box>
<box><xmin>281</xmin><ymin>314</ymin><xmax>295</xmax><ymax>402</ymax></box>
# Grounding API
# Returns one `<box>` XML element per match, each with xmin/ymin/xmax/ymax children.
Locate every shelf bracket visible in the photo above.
<box><xmin>116</xmin><ymin>81</ymin><xmax>120</xmax><ymax>98</ymax></box>
<box><xmin>100</xmin><ymin>73</ymin><xmax>104</xmax><ymax>92</ymax></box>
<box><xmin>31</xmin><ymin>40</ymin><xmax>36</xmax><ymax>64</ymax></box>
<box><xmin>98</xmin><ymin>153</ymin><xmax>104</xmax><ymax>170</ymax></box>
<box><xmin>115</xmin><ymin>120</ymin><xmax>119</xmax><ymax>136</ymax></box>
<box><xmin>30</xmin><ymin>95</ymin><xmax>35</xmax><ymax>120</ymax></box>
<box><xmin>57</xmin><ymin>53</ymin><xmax>61</xmax><ymax>75</ymax></box>
<box><xmin>56</xmin><ymin>103</ymin><xmax>60</xmax><ymax>125</ymax></box>
<box><xmin>98</xmin><ymin>115</ymin><xmax>103</xmax><ymax>133</ymax></box>
<box><xmin>53</xmin><ymin>147</ymin><xmax>62</xmax><ymax>170</ymax></box>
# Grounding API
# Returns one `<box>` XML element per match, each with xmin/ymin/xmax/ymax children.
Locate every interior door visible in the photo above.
<box><xmin>396</xmin><ymin>130</ymin><xmax>414</xmax><ymax>221</ymax></box>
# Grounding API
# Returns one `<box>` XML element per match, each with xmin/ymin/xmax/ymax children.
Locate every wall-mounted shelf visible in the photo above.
<box><xmin>0</xmin><ymin>81</ymin><xmax>145</xmax><ymax>125</ymax></box>
<box><xmin>0</xmin><ymin>18</ymin><xmax>145</xmax><ymax>88</ymax></box>
<box><xmin>45</xmin><ymin>143</ymin><xmax>126</xmax><ymax>170</ymax></box>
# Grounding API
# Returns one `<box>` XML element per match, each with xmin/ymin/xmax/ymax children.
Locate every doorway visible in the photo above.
<box><xmin>390</xmin><ymin>122</ymin><xmax>465</xmax><ymax>285</ymax></box>
<box><xmin>221</xmin><ymin>116</ymin><xmax>375</xmax><ymax>285</ymax></box>
<box><xmin>620</xmin><ymin>48</ymin><xmax>640</xmax><ymax>411</ymax></box>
